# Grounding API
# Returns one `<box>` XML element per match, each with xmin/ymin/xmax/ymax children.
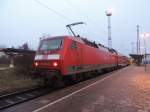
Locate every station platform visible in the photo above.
<box><xmin>2</xmin><ymin>65</ymin><xmax>150</xmax><ymax>112</ymax></box>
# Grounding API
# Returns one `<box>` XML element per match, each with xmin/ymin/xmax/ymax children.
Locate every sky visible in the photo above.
<box><xmin>0</xmin><ymin>0</ymin><xmax>150</xmax><ymax>55</ymax></box>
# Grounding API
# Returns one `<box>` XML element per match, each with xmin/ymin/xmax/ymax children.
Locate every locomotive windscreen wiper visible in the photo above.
<box><xmin>66</xmin><ymin>22</ymin><xmax>86</xmax><ymax>37</ymax></box>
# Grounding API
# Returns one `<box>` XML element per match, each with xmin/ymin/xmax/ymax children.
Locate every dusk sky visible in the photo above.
<box><xmin>0</xmin><ymin>0</ymin><xmax>150</xmax><ymax>55</ymax></box>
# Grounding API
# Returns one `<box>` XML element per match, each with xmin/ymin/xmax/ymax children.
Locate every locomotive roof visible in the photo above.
<box><xmin>69</xmin><ymin>36</ymin><xmax>117</xmax><ymax>54</ymax></box>
<box><xmin>40</xmin><ymin>36</ymin><xmax>64</xmax><ymax>41</ymax></box>
<box><xmin>41</xmin><ymin>35</ymin><xmax>84</xmax><ymax>43</ymax></box>
<box><xmin>65</xmin><ymin>36</ymin><xmax>85</xmax><ymax>43</ymax></box>
<box><xmin>40</xmin><ymin>35</ymin><xmax>117</xmax><ymax>54</ymax></box>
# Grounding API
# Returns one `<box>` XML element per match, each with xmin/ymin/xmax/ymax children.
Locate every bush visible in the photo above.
<box><xmin>0</xmin><ymin>55</ymin><xmax>10</xmax><ymax>65</ymax></box>
<box><xmin>13</xmin><ymin>54</ymin><xmax>35</xmax><ymax>76</ymax></box>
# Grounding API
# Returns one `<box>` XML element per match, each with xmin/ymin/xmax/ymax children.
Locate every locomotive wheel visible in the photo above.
<box><xmin>45</xmin><ymin>71</ymin><xmax>66</xmax><ymax>88</ymax></box>
<box><xmin>76</xmin><ymin>73</ymin><xmax>84</xmax><ymax>82</ymax></box>
<box><xmin>63</xmin><ymin>75</ymin><xmax>76</xmax><ymax>86</ymax></box>
<box><xmin>53</xmin><ymin>75</ymin><xmax>66</xmax><ymax>88</ymax></box>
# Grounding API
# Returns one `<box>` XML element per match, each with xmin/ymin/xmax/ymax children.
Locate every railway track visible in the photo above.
<box><xmin>0</xmin><ymin>86</ymin><xmax>52</xmax><ymax>110</ymax></box>
<box><xmin>0</xmin><ymin>67</ymin><xmax>126</xmax><ymax>111</ymax></box>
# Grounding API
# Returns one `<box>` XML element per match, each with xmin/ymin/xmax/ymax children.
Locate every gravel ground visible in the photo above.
<box><xmin>145</xmin><ymin>64</ymin><xmax>150</xmax><ymax>73</ymax></box>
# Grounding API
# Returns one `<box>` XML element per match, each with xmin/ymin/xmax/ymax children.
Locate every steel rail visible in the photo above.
<box><xmin>0</xmin><ymin>86</ymin><xmax>51</xmax><ymax>110</ymax></box>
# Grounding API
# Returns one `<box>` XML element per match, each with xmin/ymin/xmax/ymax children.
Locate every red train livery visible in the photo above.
<box><xmin>33</xmin><ymin>36</ymin><xmax>129</xmax><ymax>85</ymax></box>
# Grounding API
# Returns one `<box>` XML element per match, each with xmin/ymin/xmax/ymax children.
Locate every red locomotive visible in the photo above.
<box><xmin>33</xmin><ymin>22</ymin><xmax>129</xmax><ymax>86</ymax></box>
<box><xmin>33</xmin><ymin>35</ymin><xmax>129</xmax><ymax>86</ymax></box>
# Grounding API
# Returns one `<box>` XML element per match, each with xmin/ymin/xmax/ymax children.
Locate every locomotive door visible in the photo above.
<box><xmin>70</xmin><ymin>41</ymin><xmax>83</xmax><ymax>72</ymax></box>
<box><xmin>76</xmin><ymin>42</ymin><xmax>83</xmax><ymax>71</ymax></box>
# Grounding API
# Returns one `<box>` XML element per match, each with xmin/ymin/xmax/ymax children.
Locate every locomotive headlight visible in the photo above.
<box><xmin>35</xmin><ymin>62</ymin><xmax>39</xmax><ymax>66</ymax></box>
<box><xmin>53</xmin><ymin>62</ymin><xmax>58</xmax><ymax>67</ymax></box>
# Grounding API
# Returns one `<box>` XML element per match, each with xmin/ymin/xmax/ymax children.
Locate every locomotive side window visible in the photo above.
<box><xmin>71</xmin><ymin>41</ymin><xmax>77</xmax><ymax>49</ymax></box>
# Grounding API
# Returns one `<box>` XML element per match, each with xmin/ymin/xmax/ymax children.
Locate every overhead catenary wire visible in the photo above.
<box><xmin>33</xmin><ymin>0</ymin><xmax>105</xmax><ymax>42</ymax></box>
<box><xmin>40</xmin><ymin>0</ymin><xmax>86</xmax><ymax>36</ymax></box>
<box><xmin>33</xmin><ymin>0</ymin><xmax>74</xmax><ymax>22</ymax></box>
<box><xmin>64</xmin><ymin>0</ymin><xmax>106</xmax><ymax>39</ymax></box>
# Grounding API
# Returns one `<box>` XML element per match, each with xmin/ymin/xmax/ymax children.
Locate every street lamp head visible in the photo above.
<box><xmin>140</xmin><ymin>33</ymin><xmax>145</xmax><ymax>38</ymax></box>
<box><xmin>145</xmin><ymin>32</ymin><xmax>150</xmax><ymax>37</ymax></box>
<box><xmin>105</xmin><ymin>8</ymin><xmax>113</xmax><ymax>16</ymax></box>
<box><xmin>140</xmin><ymin>32</ymin><xmax>150</xmax><ymax>38</ymax></box>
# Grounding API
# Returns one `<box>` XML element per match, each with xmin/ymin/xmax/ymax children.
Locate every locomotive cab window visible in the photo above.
<box><xmin>71</xmin><ymin>41</ymin><xmax>77</xmax><ymax>49</ymax></box>
<box><xmin>39</xmin><ymin>38</ymin><xmax>63</xmax><ymax>51</ymax></box>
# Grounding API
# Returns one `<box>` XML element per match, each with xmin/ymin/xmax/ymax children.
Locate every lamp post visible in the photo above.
<box><xmin>137</xmin><ymin>25</ymin><xmax>140</xmax><ymax>54</ymax></box>
<box><xmin>131</xmin><ymin>42</ymin><xmax>135</xmax><ymax>54</ymax></box>
<box><xmin>105</xmin><ymin>9</ymin><xmax>113</xmax><ymax>49</ymax></box>
<box><xmin>140</xmin><ymin>32</ymin><xmax>149</xmax><ymax>71</ymax></box>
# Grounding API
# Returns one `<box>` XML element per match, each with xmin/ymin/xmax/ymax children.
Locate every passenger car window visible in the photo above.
<box><xmin>71</xmin><ymin>41</ymin><xmax>77</xmax><ymax>49</ymax></box>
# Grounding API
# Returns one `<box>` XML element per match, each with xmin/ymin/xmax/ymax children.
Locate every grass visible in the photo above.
<box><xmin>0</xmin><ymin>68</ymin><xmax>38</xmax><ymax>93</ymax></box>
<box><xmin>0</xmin><ymin>64</ymin><xmax>9</xmax><ymax>68</ymax></box>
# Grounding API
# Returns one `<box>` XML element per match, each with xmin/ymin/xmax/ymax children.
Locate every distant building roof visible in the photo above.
<box><xmin>0</xmin><ymin>48</ymin><xmax>36</xmax><ymax>55</ymax></box>
<box><xmin>129</xmin><ymin>54</ymin><xmax>144</xmax><ymax>65</ymax></box>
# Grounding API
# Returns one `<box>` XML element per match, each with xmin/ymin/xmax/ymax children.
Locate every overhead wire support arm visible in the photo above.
<box><xmin>66</xmin><ymin>25</ymin><xmax>76</xmax><ymax>37</ymax></box>
<box><xmin>66</xmin><ymin>22</ymin><xmax>86</xmax><ymax>37</ymax></box>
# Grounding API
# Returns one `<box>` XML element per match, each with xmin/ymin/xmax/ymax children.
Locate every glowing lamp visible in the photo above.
<box><xmin>53</xmin><ymin>62</ymin><xmax>58</xmax><ymax>67</ymax></box>
<box><xmin>105</xmin><ymin>8</ymin><xmax>113</xmax><ymax>16</ymax></box>
<box><xmin>35</xmin><ymin>62</ymin><xmax>38</xmax><ymax>66</ymax></box>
